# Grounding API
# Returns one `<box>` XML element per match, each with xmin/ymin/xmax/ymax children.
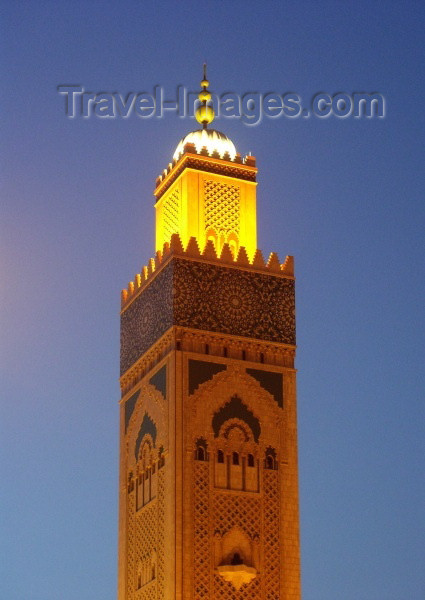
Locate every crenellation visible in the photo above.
<box><xmin>121</xmin><ymin>233</ymin><xmax>294</xmax><ymax>309</ymax></box>
<box><xmin>169</xmin><ymin>231</ymin><xmax>184</xmax><ymax>254</ymax></box>
<box><xmin>185</xmin><ymin>236</ymin><xmax>201</xmax><ymax>257</ymax></box>
<box><xmin>281</xmin><ymin>255</ymin><xmax>294</xmax><ymax>277</ymax></box>
<box><xmin>202</xmin><ymin>237</ymin><xmax>217</xmax><ymax>260</ymax></box>
<box><xmin>154</xmin><ymin>142</ymin><xmax>257</xmax><ymax>196</ymax></box>
<box><xmin>267</xmin><ymin>251</ymin><xmax>281</xmax><ymax>272</ymax></box>
<box><xmin>252</xmin><ymin>248</ymin><xmax>266</xmax><ymax>268</ymax></box>
<box><xmin>219</xmin><ymin>242</ymin><xmax>234</xmax><ymax>263</ymax></box>
<box><xmin>236</xmin><ymin>246</ymin><xmax>250</xmax><ymax>266</ymax></box>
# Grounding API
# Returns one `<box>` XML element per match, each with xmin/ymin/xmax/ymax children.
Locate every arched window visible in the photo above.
<box><xmin>195</xmin><ymin>438</ymin><xmax>208</xmax><ymax>461</ymax></box>
<box><xmin>265</xmin><ymin>447</ymin><xmax>278</xmax><ymax>470</ymax></box>
<box><xmin>232</xmin><ymin>452</ymin><xmax>239</xmax><ymax>465</ymax></box>
<box><xmin>158</xmin><ymin>446</ymin><xmax>165</xmax><ymax>469</ymax></box>
<box><xmin>217</xmin><ymin>449</ymin><xmax>224</xmax><ymax>463</ymax></box>
<box><xmin>247</xmin><ymin>453</ymin><xmax>255</xmax><ymax>467</ymax></box>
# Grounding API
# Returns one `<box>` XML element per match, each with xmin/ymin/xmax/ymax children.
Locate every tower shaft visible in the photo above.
<box><xmin>118</xmin><ymin>134</ymin><xmax>301</xmax><ymax>600</ymax></box>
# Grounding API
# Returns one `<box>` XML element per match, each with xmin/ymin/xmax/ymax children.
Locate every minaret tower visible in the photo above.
<box><xmin>118</xmin><ymin>68</ymin><xmax>301</xmax><ymax>600</ymax></box>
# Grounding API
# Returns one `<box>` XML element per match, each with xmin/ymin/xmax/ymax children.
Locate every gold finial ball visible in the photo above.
<box><xmin>201</xmin><ymin>78</ymin><xmax>209</xmax><ymax>87</ymax></box>
<box><xmin>199</xmin><ymin>90</ymin><xmax>211</xmax><ymax>102</ymax></box>
<box><xmin>195</xmin><ymin>104</ymin><xmax>215</xmax><ymax>125</ymax></box>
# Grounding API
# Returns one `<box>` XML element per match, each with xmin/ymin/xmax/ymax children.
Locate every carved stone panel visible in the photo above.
<box><xmin>120</xmin><ymin>257</ymin><xmax>295</xmax><ymax>375</ymax></box>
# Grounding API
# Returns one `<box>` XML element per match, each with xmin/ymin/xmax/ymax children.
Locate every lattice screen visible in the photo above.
<box><xmin>127</xmin><ymin>491</ymin><xmax>136</xmax><ymax>599</ymax></box>
<box><xmin>263</xmin><ymin>469</ymin><xmax>280</xmax><ymax>598</ymax></box>
<box><xmin>136</xmin><ymin>581</ymin><xmax>157</xmax><ymax>600</ymax></box>
<box><xmin>204</xmin><ymin>181</ymin><xmax>240</xmax><ymax>235</ymax></box>
<box><xmin>157</xmin><ymin>469</ymin><xmax>165</xmax><ymax>599</ymax></box>
<box><xmin>212</xmin><ymin>491</ymin><xmax>262</xmax><ymax>599</ymax></box>
<box><xmin>126</xmin><ymin>469</ymin><xmax>166</xmax><ymax>600</ymax></box>
<box><xmin>163</xmin><ymin>189</ymin><xmax>180</xmax><ymax>242</ymax></box>
<box><xmin>127</xmin><ymin>496</ymin><xmax>157</xmax><ymax>599</ymax></box>
<box><xmin>213</xmin><ymin>491</ymin><xmax>261</xmax><ymax>539</ymax></box>
<box><xmin>193</xmin><ymin>461</ymin><xmax>211</xmax><ymax>598</ymax></box>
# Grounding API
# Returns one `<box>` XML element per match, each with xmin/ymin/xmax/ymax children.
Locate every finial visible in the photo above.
<box><xmin>195</xmin><ymin>63</ymin><xmax>215</xmax><ymax>129</ymax></box>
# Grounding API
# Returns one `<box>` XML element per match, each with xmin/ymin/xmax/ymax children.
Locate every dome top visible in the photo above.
<box><xmin>173</xmin><ymin>128</ymin><xmax>237</xmax><ymax>161</ymax></box>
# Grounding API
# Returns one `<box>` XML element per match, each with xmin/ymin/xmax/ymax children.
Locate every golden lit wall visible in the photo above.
<box><xmin>154</xmin><ymin>151</ymin><xmax>257</xmax><ymax>260</ymax></box>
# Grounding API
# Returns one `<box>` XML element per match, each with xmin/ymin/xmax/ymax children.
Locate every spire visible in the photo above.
<box><xmin>195</xmin><ymin>63</ymin><xmax>215</xmax><ymax>129</ymax></box>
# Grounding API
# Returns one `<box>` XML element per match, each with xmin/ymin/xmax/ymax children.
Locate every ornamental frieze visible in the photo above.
<box><xmin>120</xmin><ymin>257</ymin><xmax>295</xmax><ymax>375</ymax></box>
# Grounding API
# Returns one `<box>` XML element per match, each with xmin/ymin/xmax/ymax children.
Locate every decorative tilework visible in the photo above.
<box><xmin>120</xmin><ymin>263</ymin><xmax>174</xmax><ymax>375</ymax></box>
<box><xmin>121</xmin><ymin>257</ymin><xmax>295</xmax><ymax>375</ymax></box>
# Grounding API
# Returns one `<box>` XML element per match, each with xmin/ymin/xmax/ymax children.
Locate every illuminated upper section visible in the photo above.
<box><xmin>173</xmin><ymin>128</ymin><xmax>237</xmax><ymax>161</ymax></box>
<box><xmin>154</xmin><ymin>67</ymin><xmax>258</xmax><ymax>261</ymax></box>
<box><xmin>122</xmin><ymin>68</ymin><xmax>295</xmax><ymax>315</ymax></box>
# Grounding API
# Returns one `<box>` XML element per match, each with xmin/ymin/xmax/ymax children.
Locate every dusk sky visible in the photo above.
<box><xmin>1</xmin><ymin>1</ymin><xmax>424</xmax><ymax>599</ymax></box>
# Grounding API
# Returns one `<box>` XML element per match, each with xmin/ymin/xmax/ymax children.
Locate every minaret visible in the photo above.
<box><xmin>118</xmin><ymin>68</ymin><xmax>301</xmax><ymax>600</ymax></box>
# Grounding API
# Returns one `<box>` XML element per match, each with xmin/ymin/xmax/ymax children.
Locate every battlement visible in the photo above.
<box><xmin>121</xmin><ymin>233</ymin><xmax>294</xmax><ymax>310</ymax></box>
<box><xmin>154</xmin><ymin>143</ymin><xmax>257</xmax><ymax>200</ymax></box>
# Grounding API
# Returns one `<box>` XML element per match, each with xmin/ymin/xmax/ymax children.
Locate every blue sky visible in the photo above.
<box><xmin>1</xmin><ymin>1</ymin><xmax>424</xmax><ymax>599</ymax></box>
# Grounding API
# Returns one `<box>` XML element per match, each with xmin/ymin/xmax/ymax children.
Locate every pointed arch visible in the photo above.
<box><xmin>212</xmin><ymin>395</ymin><xmax>260</xmax><ymax>442</ymax></box>
<box><xmin>135</xmin><ymin>412</ymin><xmax>157</xmax><ymax>459</ymax></box>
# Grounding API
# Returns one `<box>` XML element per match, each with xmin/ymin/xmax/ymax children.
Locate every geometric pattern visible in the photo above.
<box><xmin>125</xmin><ymin>467</ymin><xmax>166</xmax><ymax>600</ymax></box>
<box><xmin>163</xmin><ymin>189</ymin><xmax>180</xmax><ymax>243</ymax></box>
<box><xmin>137</xmin><ymin>583</ymin><xmax>157</xmax><ymax>600</ymax></box>
<box><xmin>157</xmin><ymin>469</ymin><xmax>165</xmax><ymax>599</ymax></box>
<box><xmin>121</xmin><ymin>257</ymin><xmax>295</xmax><ymax>375</ymax></box>
<box><xmin>120</xmin><ymin>263</ymin><xmax>173</xmax><ymax>375</ymax></box>
<box><xmin>126</xmin><ymin>491</ymin><xmax>137</xmax><ymax>598</ymax></box>
<box><xmin>204</xmin><ymin>180</ymin><xmax>240</xmax><ymax>235</ymax></box>
<box><xmin>191</xmin><ymin>450</ymin><xmax>282</xmax><ymax>600</ymax></box>
<box><xmin>213</xmin><ymin>491</ymin><xmax>261</xmax><ymax>544</ymax></box>
<box><xmin>127</xmin><ymin>496</ymin><xmax>157</xmax><ymax>600</ymax></box>
<box><xmin>263</xmin><ymin>470</ymin><xmax>280</xmax><ymax>599</ymax></box>
<box><xmin>193</xmin><ymin>462</ymin><xmax>211</xmax><ymax>598</ymax></box>
<box><xmin>192</xmin><ymin>478</ymin><xmax>267</xmax><ymax>600</ymax></box>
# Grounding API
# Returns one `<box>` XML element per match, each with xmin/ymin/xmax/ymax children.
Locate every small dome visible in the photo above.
<box><xmin>173</xmin><ymin>129</ymin><xmax>237</xmax><ymax>161</ymax></box>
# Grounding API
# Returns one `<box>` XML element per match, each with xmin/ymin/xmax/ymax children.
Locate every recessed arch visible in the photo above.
<box><xmin>212</xmin><ymin>396</ymin><xmax>261</xmax><ymax>442</ymax></box>
<box><xmin>135</xmin><ymin>412</ymin><xmax>157</xmax><ymax>459</ymax></box>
